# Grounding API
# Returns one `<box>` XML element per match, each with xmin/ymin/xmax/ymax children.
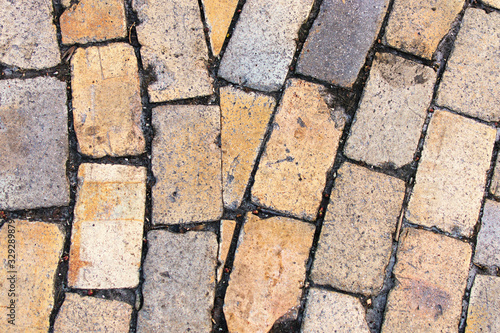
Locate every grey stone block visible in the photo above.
<box><xmin>474</xmin><ymin>200</ymin><xmax>500</xmax><ymax>268</ymax></box>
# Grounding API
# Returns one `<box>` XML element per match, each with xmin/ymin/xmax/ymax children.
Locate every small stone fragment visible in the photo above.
<box><xmin>201</xmin><ymin>0</ymin><xmax>239</xmax><ymax>56</ymax></box>
<box><xmin>473</xmin><ymin>200</ymin><xmax>500</xmax><ymax>268</ymax></box>
<box><xmin>217</xmin><ymin>219</ymin><xmax>237</xmax><ymax>282</ymax></box>
<box><xmin>465</xmin><ymin>274</ymin><xmax>500</xmax><ymax>333</ymax></box>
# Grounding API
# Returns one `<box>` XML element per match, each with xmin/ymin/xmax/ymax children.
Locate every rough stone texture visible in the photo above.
<box><xmin>406</xmin><ymin>109</ymin><xmax>495</xmax><ymax>237</ymax></box>
<box><xmin>483</xmin><ymin>0</ymin><xmax>500</xmax><ymax>9</ymax></box>
<box><xmin>152</xmin><ymin>105</ymin><xmax>222</xmax><ymax>225</ymax></box>
<box><xmin>218</xmin><ymin>0</ymin><xmax>314</xmax><ymax>92</ymax></box>
<box><xmin>68</xmin><ymin>163</ymin><xmax>146</xmax><ymax>289</ymax></box>
<box><xmin>54</xmin><ymin>293</ymin><xmax>132</xmax><ymax>333</ymax></box>
<box><xmin>0</xmin><ymin>220</ymin><xmax>65</xmax><ymax>332</ymax></box>
<box><xmin>474</xmin><ymin>200</ymin><xmax>500</xmax><ymax>268</ymax></box>
<box><xmin>60</xmin><ymin>0</ymin><xmax>127</xmax><ymax>44</ymax></box>
<box><xmin>224</xmin><ymin>214</ymin><xmax>315</xmax><ymax>333</ymax></box>
<box><xmin>217</xmin><ymin>219</ymin><xmax>237</xmax><ymax>282</ymax></box>
<box><xmin>384</xmin><ymin>0</ymin><xmax>464</xmax><ymax>59</ymax></box>
<box><xmin>0</xmin><ymin>77</ymin><xmax>69</xmax><ymax>210</ymax></box>
<box><xmin>71</xmin><ymin>44</ymin><xmax>145</xmax><ymax>158</ymax></box>
<box><xmin>201</xmin><ymin>0</ymin><xmax>239</xmax><ymax>56</ymax></box>
<box><xmin>137</xmin><ymin>230</ymin><xmax>217</xmax><ymax>332</ymax></box>
<box><xmin>344</xmin><ymin>53</ymin><xmax>436</xmax><ymax>168</ymax></box>
<box><xmin>297</xmin><ymin>0</ymin><xmax>389</xmax><ymax>87</ymax></box>
<box><xmin>301</xmin><ymin>288</ymin><xmax>370</xmax><ymax>333</ymax></box>
<box><xmin>252</xmin><ymin>79</ymin><xmax>346</xmax><ymax>220</ymax></box>
<box><xmin>437</xmin><ymin>9</ymin><xmax>500</xmax><ymax>122</ymax></box>
<box><xmin>312</xmin><ymin>163</ymin><xmax>405</xmax><ymax>295</ymax></box>
<box><xmin>221</xmin><ymin>86</ymin><xmax>276</xmax><ymax>209</ymax></box>
<box><xmin>0</xmin><ymin>0</ymin><xmax>60</xmax><ymax>69</ymax></box>
<box><xmin>465</xmin><ymin>274</ymin><xmax>500</xmax><ymax>333</ymax></box>
<box><xmin>382</xmin><ymin>228</ymin><xmax>472</xmax><ymax>332</ymax></box>
<box><xmin>133</xmin><ymin>0</ymin><xmax>213</xmax><ymax>102</ymax></box>
<box><xmin>490</xmin><ymin>153</ymin><xmax>500</xmax><ymax>198</ymax></box>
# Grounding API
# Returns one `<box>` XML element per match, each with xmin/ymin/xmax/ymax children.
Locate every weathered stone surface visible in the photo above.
<box><xmin>221</xmin><ymin>86</ymin><xmax>276</xmax><ymax>209</ymax></box>
<box><xmin>217</xmin><ymin>219</ymin><xmax>237</xmax><ymax>282</ymax></box>
<box><xmin>224</xmin><ymin>214</ymin><xmax>315</xmax><ymax>333</ymax></box>
<box><xmin>60</xmin><ymin>0</ymin><xmax>127</xmax><ymax>44</ymax></box>
<box><xmin>201</xmin><ymin>0</ymin><xmax>239</xmax><ymax>56</ymax></box>
<box><xmin>301</xmin><ymin>288</ymin><xmax>370</xmax><ymax>333</ymax></box>
<box><xmin>483</xmin><ymin>0</ymin><xmax>500</xmax><ymax>9</ymax></box>
<box><xmin>54</xmin><ymin>293</ymin><xmax>132</xmax><ymax>333</ymax></box>
<box><xmin>0</xmin><ymin>220</ymin><xmax>65</xmax><ymax>332</ymax></box>
<box><xmin>437</xmin><ymin>9</ymin><xmax>500</xmax><ymax>122</ymax></box>
<box><xmin>490</xmin><ymin>153</ymin><xmax>500</xmax><ymax>198</ymax></box>
<box><xmin>384</xmin><ymin>0</ymin><xmax>464</xmax><ymax>59</ymax></box>
<box><xmin>219</xmin><ymin>0</ymin><xmax>314</xmax><ymax>91</ymax></box>
<box><xmin>68</xmin><ymin>163</ymin><xmax>146</xmax><ymax>289</ymax></box>
<box><xmin>407</xmin><ymin>109</ymin><xmax>495</xmax><ymax>237</ymax></box>
<box><xmin>297</xmin><ymin>0</ymin><xmax>389</xmax><ymax>87</ymax></box>
<box><xmin>312</xmin><ymin>163</ymin><xmax>405</xmax><ymax>295</ymax></box>
<box><xmin>474</xmin><ymin>200</ymin><xmax>500</xmax><ymax>268</ymax></box>
<box><xmin>382</xmin><ymin>228</ymin><xmax>472</xmax><ymax>332</ymax></box>
<box><xmin>133</xmin><ymin>0</ymin><xmax>213</xmax><ymax>102</ymax></box>
<box><xmin>252</xmin><ymin>79</ymin><xmax>346</xmax><ymax>220</ymax></box>
<box><xmin>345</xmin><ymin>53</ymin><xmax>436</xmax><ymax>168</ymax></box>
<box><xmin>465</xmin><ymin>274</ymin><xmax>500</xmax><ymax>333</ymax></box>
<box><xmin>0</xmin><ymin>77</ymin><xmax>69</xmax><ymax>210</ymax></box>
<box><xmin>152</xmin><ymin>105</ymin><xmax>222</xmax><ymax>225</ymax></box>
<box><xmin>0</xmin><ymin>0</ymin><xmax>60</xmax><ymax>69</ymax></box>
<box><xmin>71</xmin><ymin>44</ymin><xmax>145</xmax><ymax>158</ymax></box>
<box><xmin>137</xmin><ymin>230</ymin><xmax>217</xmax><ymax>332</ymax></box>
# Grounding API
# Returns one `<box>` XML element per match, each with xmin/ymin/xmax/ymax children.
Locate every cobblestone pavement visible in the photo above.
<box><xmin>0</xmin><ymin>0</ymin><xmax>499</xmax><ymax>332</ymax></box>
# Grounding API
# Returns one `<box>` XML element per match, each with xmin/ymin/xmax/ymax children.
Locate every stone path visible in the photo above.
<box><xmin>0</xmin><ymin>0</ymin><xmax>499</xmax><ymax>332</ymax></box>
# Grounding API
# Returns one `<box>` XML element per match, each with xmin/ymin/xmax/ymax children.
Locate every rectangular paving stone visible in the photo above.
<box><xmin>152</xmin><ymin>105</ymin><xmax>223</xmax><ymax>225</ymax></box>
<box><xmin>437</xmin><ymin>9</ymin><xmax>500</xmax><ymax>122</ymax></box>
<box><xmin>71</xmin><ymin>43</ymin><xmax>145</xmax><ymax>158</ymax></box>
<box><xmin>201</xmin><ymin>0</ymin><xmax>239</xmax><ymax>56</ymax></box>
<box><xmin>252</xmin><ymin>79</ymin><xmax>346</xmax><ymax>220</ymax></box>
<box><xmin>217</xmin><ymin>219</ymin><xmax>236</xmax><ymax>282</ymax></box>
<box><xmin>221</xmin><ymin>85</ymin><xmax>276</xmax><ymax>209</ymax></box>
<box><xmin>68</xmin><ymin>163</ymin><xmax>146</xmax><ymax>289</ymax></box>
<box><xmin>344</xmin><ymin>53</ymin><xmax>436</xmax><ymax>168</ymax></box>
<box><xmin>473</xmin><ymin>200</ymin><xmax>500</xmax><ymax>268</ymax></box>
<box><xmin>137</xmin><ymin>230</ymin><xmax>217</xmax><ymax>332</ymax></box>
<box><xmin>0</xmin><ymin>77</ymin><xmax>69</xmax><ymax>210</ymax></box>
<box><xmin>297</xmin><ymin>0</ymin><xmax>389</xmax><ymax>87</ymax></box>
<box><xmin>312</xmin><ymin>162</ymin><xmax>405</xmax><ymax>295</ymax></box>
<box><xmin>407</xmin><ymin>109</ymin><xmax>495</xmax><ymax>237</ymax></box>
<box><xmin>0</xmin><ymin>220</ymin><xmax>65</xmax><ymax>332</ymax></box>
<box><xmin>382</xmin><ymin>228</ymin><xmax>472</xmax><ymax>332</ymax></box>
<box><xmin>465</xmin><ymin>274</ymin><xmax>500</xmax><ymax>333</ymax></box>
<box><xmin>218</xmin><ymin>0</ymin><xmax>314</xmax><ymax>92</ymax></box>
<box><xmin>224</xmin><ymin>214</ymin><xmax>315</xmax><ymax>333</ymax></box>
<box><xmin>133</xmin><ymin>0</ymin><xmax>213</xmax><ymax>102</ymax></box>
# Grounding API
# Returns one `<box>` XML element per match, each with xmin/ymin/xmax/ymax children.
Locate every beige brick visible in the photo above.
<box><xmin>152</xmin><ymin>105</ymin><xmax>222</xmax><ymax>225</ymax></box>
<box><xmin>224</xmin><ymin>214</ymin><xmax>314</xmax><ymax>333</ymax></box>
<box><xmin>465</xmin><ymin>274</ymin><xmax>500</xmax><ymax>333</ymax></box>
<box><xmin>71</xmin><ymin>44</ymin><xmax>145</xmax><ymax>158</ymax></box>
<box><xmin>201</xmin><ymin>0</ymin><xmax>239</xmax><ymax>56</ymax></box>
<box><xmin>68</xmin><ymin>163</ymin><xmax>146</xmax><ymax>289</ymax></box>
<box><xmin>217</xmin><ymin>219</ymin><xmax>236</xmax><ymax>282</ymax></box>
<box><xmin>407</xmin><ymin>109</ymin><xmax>495</xmax><ymax>237</ymax></box>
<box><xmin>483</xmin><ymin>0</ymin><xmax>500</xmax><ymax>9</ymax></box>
<box><xmin>0</xmin><ymin>220</ymin><xmax>65</xmax><ymax>332</ymax></box>
<box><xmin>252</xmin><ymin>79</ymin><xmax>346</xmax><ymax>220</ymax></box>
<box><xmin>221</xmin><ymin>86</ymin><xmax>276</xmax><ymax>209</ymax></box>
<box><xmin>382</xmin><ymin>228</ymin><xmax>472</xmax><ymax>332</ymax></box>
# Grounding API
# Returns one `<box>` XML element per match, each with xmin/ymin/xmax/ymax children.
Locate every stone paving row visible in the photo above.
<box><xmin>0</xmin><ymin>0</ymin><xmax>499</xmax><ymax>333</ymax></box>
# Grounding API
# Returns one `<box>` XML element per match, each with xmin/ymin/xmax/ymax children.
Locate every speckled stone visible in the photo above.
<box><xmin>465</xmin><ymin>274</ymin><xmax>500</xmax><ymax>333</ymax></box>
<box><xmin>217</xmin><ymin>219</ymin><xmax>237</xmax><ymax>282</ymax></box>
<box><xmin>201</xmin><ymin>0</ymin><xmax>239</xmax><ymax>56</ymax></box>
<box><xmin>490</xmin><ymin>153</ymin><xmax>500</xmax><ymax>198</ymax></box>
<box><xmin>474</xmin><ymin>200</ymin><xmax>500</xmax><ymax>268</ymax></box>
<box><xmin>483</xmin><ymin>0</ymin><xmax>500</xmax><ymax>9</ymax></box>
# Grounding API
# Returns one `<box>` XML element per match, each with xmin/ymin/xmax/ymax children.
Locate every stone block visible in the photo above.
<box><xmin>465</xmin><ymin>274</ymin><xmax>500</xmax><ymax>333</ymax></box>
<box><xmin>474</xmin><ymin>200</ymin><xmax>500</xmax><ymax>268</ymax></box>
<box><xmin>217</xmin><ymin>219</ymin><xmax>236</xmax><ymax>282</ymax></box>
<box><xmin>490</xmin><ymin>152</ymin><xmax>500</xmax><ymax>198</ymax></box>
<box><xmin>483</xmin><ymin>0</ymin><xmax>500</xmax><ymax>9</ymax></box>
<box><xmin>201</xmin><ymin>0</ymin><xmax>239</xmax><ymax>56</ymax></box>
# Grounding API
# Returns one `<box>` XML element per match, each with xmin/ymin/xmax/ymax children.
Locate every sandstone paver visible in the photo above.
<box><xmin>483</xmin><ymin>0</ymin><xmax>500</xmax><ymax>9</ymax></box>
<box><xmin>133</xmin><ymin>0</ymin><xmax>213</xmax><ymax>102</ymax></box>
<box><xmin>406</xmin><ymin>109</ymin><xmax>495</xmax><ymax>237</ymax></box>
<box><xmin>220</xmin><ymin>85</ymin><xmax>276</xmax><ymax>209</ymax></box>
<box><xmin>218</xmin><ymin>0</ymin><xmax>314</xmax><ymax>92</ymax></box>
<box><xmin>252</xmin><ymin>79</ymin><xmax>346</xmax><ymax>220</ymax></box>
<box><xmin>71</xmin><ymin>43</ymin><xmax>145</xmax><ymax>158</ymax></box>
<box><xmin>437</xmin><ymin>9</ymin><xmax>500</xmax><ymax>122</ymax></box>
<box><xmin>152</xmin><ymin>105</ymin><xmax>222</xmax><ymax>225</ymax></box>
<box><xmin>0</xmin><ymin>77</ymin><xmax>69</xmax><ymax>210</ymax></box>
<box><xmin>312</xmin><ymin>163</ymin><xmax>405</xmax><ymax>295</ymax></box>
<box><xmin>137</xmin><ymin>230</ymin><xmax>217</xmax><ymax>332</ymax></box>
<box><xmin>382</xmin><ymin>228</ymin><xmax>472</xmax><ymax>332</ymax></box>
<box><xmin>344</xmin><ymin>53</ymin><xmax>436</xmax><ymax>168</ymax></box>
<box><xmin>465</xmin><ymin>274</ymin><xmax>500</xmax><ymax>333</ymax></box>
<box><xmin>490</xmin><ymin>153</ymin><xmax>500</xmax><ymax>198</ymax></box>
<box><xmin>297</xmin><ymin>0</ymin><xmax>389</xmax><ymax>87</ymax></box>
<box><xmin>201</xmin><ymin>0</ymin><xmax>239</xmax><ymax>56</ymax></box>
<box><xmin>473</xmin><ymin>200</ymin><xmax>500</xmax><ymax>268</ymax></box>
<box><xmin>68</xmin><ymin>163</ymin><xmax>146</xmax><ymax>289</ymax></box>
<box><xmin>217</xmin><ymin>219</ymin><xmax>236</xmax><ymax>282</ymax></box>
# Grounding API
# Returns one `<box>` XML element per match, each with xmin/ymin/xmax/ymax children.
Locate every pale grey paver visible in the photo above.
<box><xmin>465</xmin><ymin>274</ymin><xmax>500</xmax><ymax>333</ymax></box>
<box><xmin>474</xmin><ymin>200</ymin><xmax>500</xmax><ymax>268</ymax></box>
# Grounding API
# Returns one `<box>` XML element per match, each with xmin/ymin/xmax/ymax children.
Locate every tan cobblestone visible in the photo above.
<box><xmin>201</xmin><ymin>0</ymin><xmax>239</xmax><ymax>56</ymax></box>
<box><xmin>217</xmin><ymin>219</ymin><xmax>236</xmax><ymax>282</ymax></box>
<box><xmin>465</xmin><ymin>274</ymin><xmax>500</xmax><ymax>333</ymax></box>
<box><xmin>483</xmin><ymin>0</ymin><xmax>500</xmax><ymax>9</ymax></box>
<box><xmin>474</xmin><ymin>200</ymin><xmax>500</xmax><ymax>268</ymax></box>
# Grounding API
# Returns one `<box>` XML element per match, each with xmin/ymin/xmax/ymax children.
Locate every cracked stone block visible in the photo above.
<box><xmin>465</xmin><ymin>274</ymin><xmax>500</xmax><ymax>333</ymax></box>
<box><xmin>224</xmin><ymin>214</ymin><xmax>315</xmax><ymax>333</ymax></box>
<box><xmin>345</xmin><ymin>53</ymin><xmax>436</xmax><ymax>168</ymax></box>
<box><xmin>152</xmin><ymin>105</ymin><xmax>222</xmax><ymax>225</ymax></box>
<box><xmin>406</xmin><ymin>109</ymin><xmax>495</xmax><ymax>237</ymax></box>
<box><xmin>217</xmin><ymin>219</ymin><xmax>236</xmax><ymax>282</ymax></box>
<box><xmin>312</xmin><ymin>163</ymin><xmax>405</xmax><ymax>295</ymax></box>
<box><xmin>137</xmin><ymin>230</ymin><xmax>217</xmax><ymax>332</ymax></box>
<box><xmin>252</xmin><ymin>79</ymin><xmax>346</xmax><ymax>220</ymax></box>
<box><xmin>219</xmin><ymin>0</ymin><xmax>314</xmax><ymax>92</ymax></box>
<box><xmin>382</xmin><ymin>228</ymin><xmax>472</xmax><ymax>332</ymax></box>
<box><xmin>0</xmin><ymin>77</ymin><xmax>69</xmax><ymax>210</ymax></box>
<box><xmin>68</xmin><ymin>163</ymin><xmax>146</xmax><ymax>289</ymax></box>
<box><xmin>71</xmin><ymin>43</ymin><xmax>145</xmax><ymax>158</ymax></box>
<box><xmin>201</xmin><ymin>0</ymin><xmax>239</xmax><ymax>56</ymax></box>
<box><xmin>473</xmin><ymin>200</ymin><xmax>500</xmax><ymax>269</ymax></box>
